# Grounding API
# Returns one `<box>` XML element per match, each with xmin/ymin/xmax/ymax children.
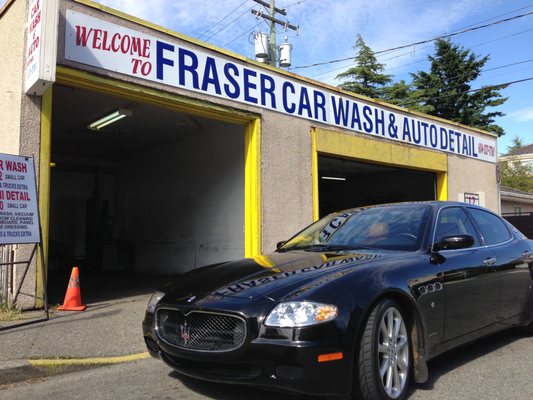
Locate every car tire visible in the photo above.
<box><xmin>357</xmin><ymin>299</ymin><xmax>411</xmax><ymax>400</ymax></box>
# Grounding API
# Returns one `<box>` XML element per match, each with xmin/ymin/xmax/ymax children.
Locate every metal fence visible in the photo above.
<box><xmin>503</xmin><ymin>213</ymin><xmax>533</xmax><ymax>239</ymax></box>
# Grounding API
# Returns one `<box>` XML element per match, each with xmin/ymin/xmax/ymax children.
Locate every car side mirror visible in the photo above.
<box><xmin>276</xmin><ymin>241</ymin><xmax>287</xmax><ymax>249</ymax></box>
<box><xmin>432</xmin><ymin>234</ymin><xmax>475</xmax><ymax>251</ymax></box>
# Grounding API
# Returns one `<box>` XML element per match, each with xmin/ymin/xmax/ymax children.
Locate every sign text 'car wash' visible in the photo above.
<box><xmin>64</xmin><ymin>10</ymin><xmax>496</xmax><ymax>163</ymax></box>
<box><xmin>0</xmin><ymin>154</ymin><xmax>41</xmax><ymax>244</ymax></box>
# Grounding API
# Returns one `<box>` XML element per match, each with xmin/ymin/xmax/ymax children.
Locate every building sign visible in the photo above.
<box><xmin>64</xmin><ymin>10</ymin><xmax>497</xmax><ymax>163</ymax></box>
<box><xmin>25</xmin><ymin>0</ymin><xmax>59</xmax><ymax>96</ymax></box>
<box><xmin>464</xmin><ymin>193</ymin><xmax>480</xmax><ymax>205</ymax></box>
<box><xmin>0</xmin><ymin>154</ymin><xmax>41</xmax><ymax>244</ymax></box>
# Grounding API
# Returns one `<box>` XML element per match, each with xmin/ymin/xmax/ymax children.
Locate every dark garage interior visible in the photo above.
<box><xmin>318</xmin><ymin>155</ymin><xmax>437</xmax><ymax>217</ymax></box>
<box><xmin>47</xmin><ymin>85</ymin><xmax>245</xmax><ymax>301</ymax></box>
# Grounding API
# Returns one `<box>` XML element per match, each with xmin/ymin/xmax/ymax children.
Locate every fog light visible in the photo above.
<box><xmin>275</xmin><ymin>365</ymin><xmax>304</xmax><ymax>380</ymax></box>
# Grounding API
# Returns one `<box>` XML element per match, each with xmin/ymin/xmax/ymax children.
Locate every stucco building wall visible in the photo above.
<box><xmin>447</xmin><ymin>155</ymin><xmax>499</xmax><ymax>212</ymax></box>
<box><xmin>0</xmin><ymin>0</ymin><xmax>25</xmax><ymax>154</ymax></box>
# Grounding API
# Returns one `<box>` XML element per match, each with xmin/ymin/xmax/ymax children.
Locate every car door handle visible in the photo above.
<box><xmin>522</xmin><ymin>250</ymin><xmax>533</xmax><ymax>260</ymax></box>
<box><xmin>483</xmin><ymin>257</ymin><xmax>496</xmax><ymax>266</ymax></box>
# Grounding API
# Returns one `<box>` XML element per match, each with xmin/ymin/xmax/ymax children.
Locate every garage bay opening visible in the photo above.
<box><xmin>48</xmin><ymin>85</ymin><xmax>245</xmax><ymax>300</ymax></box>
<box><xmin>318</xmin><ymin>155</ymin><xmax>437</xmax><ymax>217</ymax></box>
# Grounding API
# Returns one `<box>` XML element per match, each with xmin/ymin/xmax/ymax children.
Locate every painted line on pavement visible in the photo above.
<box><xmin>29</xmin><ymin>352</ymin><xmax>150</xmax><ymax>367</ymax></box>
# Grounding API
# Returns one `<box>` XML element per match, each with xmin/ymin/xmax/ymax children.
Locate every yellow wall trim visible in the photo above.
<box><xmin>311</xmin><ymin>129</ymin><xmax>319</xmax><ymax>221</ymax></box>
<box><xmin>312</xmin><ymin>129</ymin><xmax>449</xmax><ymax>216</ymax></box>
<box><xmin>315</xmin><ymin>128</ymin><xmax>448</xmax><ymax>172</ymax></box>
<box><xmin>36</xmin><ymin>88</ymin><xmax>53</xmax><ymax>307</ymax></box>
<box><xmin>245</xmin><ymin>119</ymin><xmax>262</xmax><ymax>257</ymax></box>
<box><xmin>56</xmin><ymin>66</ymin><xmax>254</xmax><ymax>124</ymax></box>
<box><xmin>436</xmin><ymin>172</ymin><xmax>448</xmax><ymax>201</ymax></box>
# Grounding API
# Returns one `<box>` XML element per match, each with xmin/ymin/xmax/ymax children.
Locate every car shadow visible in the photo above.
<box><xmin>170</xmin><ymin>371</ymin><xmax>311</xmax><ymax>400</ymax></box>
<box><xmin>47</xmin><ymin>269</ymin><xmax>173</xmax><ymax>304</ymax></box>
<box><xmin>410</xmin><ymin>327</ymin><xmax>528</xmax><ymax>395</ymax></box>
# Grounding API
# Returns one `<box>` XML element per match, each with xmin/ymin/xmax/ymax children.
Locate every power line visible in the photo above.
<box><xmin>409</xmin><ymin>59</ymin><xmax>533</xmax><ymax>99</ymax></box>
<box><xmin>312</xmin><ymin>26</ymin><xmax>533</xmax><ymax>84</ymax></box>
<box><xmin>204</xmin><ymin>4</ymin><xmax>257</xmax><ymax>42</ymax></box>
<box><xmin>197</xmin><ymin>0</ymin><xmax>251</xmax><ymax>40</ymax></box>
<box><xmin>312</xmin><ymin>58</ymin><xmax>533</xmax><ymax>104</ymax></box>
<box><xmin>450</xmin><ymin>4</ymin><xmax>533</xmax><ymax>31</ymax></box>
<box><xmin>284</xmin><ymin>0</ymin><xmax>309</xmax><ymax>8</ymax></box>
<box><xmin>376</xmin><ymin>10</ymin><xmax>533</xmax><ymax>55</ymax></box>
<box><xmin>224</xmin><ymin>19</ymin><xmax>266</xmax><ymax>47</ymax></box>
<box><xmin>397</xmin><ymin>76</ymin><xmax>533</xmax><ymax>108</ymax></box>
<box><xmin>383</xmin><ymin>26</ymin><xmax>533</xmax><ymax>73</ymax></box>
<box><xmin>291</xmin><ymin>9</ymin><xmax>533</xmax><ymax>70</ymax></box>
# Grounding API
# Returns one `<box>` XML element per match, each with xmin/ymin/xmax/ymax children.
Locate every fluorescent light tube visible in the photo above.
<box><xmin>321</xmin><ymin>176</ymin><xmax>347</xmax><ymax>181</ymax></box>
<box><xmin>88</xmin><ymin>109</ymin><xmax>132</xmax><ymax>131</ymax></box>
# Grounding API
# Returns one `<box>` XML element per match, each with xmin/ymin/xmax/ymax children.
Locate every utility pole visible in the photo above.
<box><xmin>251</xmin><ymin>0</ymin><xmax>298</xmax><ymax>66</ymax></box>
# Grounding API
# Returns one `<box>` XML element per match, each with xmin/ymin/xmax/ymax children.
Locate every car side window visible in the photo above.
<box><xmin>467</xmin><ymin>208</ymin><xmax>511</xmax><ymax>245</ymax></box>
<box><xmin>435</xmin><ymin>207</ymin><xmax>480</xmax><ymax>247</ymax></box>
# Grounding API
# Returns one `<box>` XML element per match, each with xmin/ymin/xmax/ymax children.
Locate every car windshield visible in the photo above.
<box><xmin>278</xmin><ymin>205</ymin><xmax>430</xmax><ymax>252</ymax></box>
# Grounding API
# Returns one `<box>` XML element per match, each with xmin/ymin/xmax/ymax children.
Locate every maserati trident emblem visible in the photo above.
<box><xmin>180</xmin><ymin>321</ymin><xmax>191</xmax><ymax>345</ymax></box>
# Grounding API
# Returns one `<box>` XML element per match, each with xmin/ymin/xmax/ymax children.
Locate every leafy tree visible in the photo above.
<box><xmin>507</xmin><ymin>136</ymin><xmax>526</xmax><ymax>153</ymax></box>
<box><xmin>498</xmin><ymin>137</ymin><xmax>533</xmax><ymax>192</ymax></box>
<box><xmin>336</xmin><ymin>34</ymin><xmax>392</xmax><ymax>98</ymax></box>
<box><xmin>409</xmin><ymin>39</ymin><xmax>508</xmax><ymax>136</ymax></box>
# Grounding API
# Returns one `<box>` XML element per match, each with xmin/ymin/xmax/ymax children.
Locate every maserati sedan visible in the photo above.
<box><xmin>142</xmin><ymin>201</ymin><xmax>533</xmax><ymax>400</ymax></box>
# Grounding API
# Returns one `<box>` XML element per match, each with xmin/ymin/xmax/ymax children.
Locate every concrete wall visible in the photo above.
<box><xmin>49</xmin><ymin>122</ymin><xmax>244</xmax><ymax>275</ymax></box>
<box><xmin>1</xmin><ymin>0</ymin><xmax>46</xmax><ymax>309</ymax></box>
<box><xmin>447</xmin><ymin>155</ymin><xmax>499</xmax><ymax>212</ymax></box>
<box><xmin>261</xmin><ymin>114</ymin><xmax>314</xmax><ymax>252</ymax></box>
<box><xmin>0</xmin><ymin>0</ymin><xmax>25</xmax><ymax>154</ymax></box>
<box><xmin>120</xmin><ymin>123</ymin><xmax>244</xmax><ymax>274</ymax></box>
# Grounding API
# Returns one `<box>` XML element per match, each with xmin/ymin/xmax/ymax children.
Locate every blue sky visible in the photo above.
<box><xmin>10</xmin><ymin>0</ymin><xmax>533</xmax><ymax>154</ymax></box>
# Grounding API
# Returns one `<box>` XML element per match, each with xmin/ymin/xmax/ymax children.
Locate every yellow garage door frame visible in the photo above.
<box><xmin>36</xmin><ymin>67</ymin><xmax>262</xmax><ymax>304</ymax></box>
<box><xmin>311</xmin><ymin>128</ymin><xmax>448</xmax><ymax>221</ymax></box>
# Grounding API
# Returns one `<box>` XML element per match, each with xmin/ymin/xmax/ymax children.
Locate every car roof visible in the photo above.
<box><xmin>339</xmin><ymin>201</ymin><xmax>490</xmax><ymax>214</ymax></box>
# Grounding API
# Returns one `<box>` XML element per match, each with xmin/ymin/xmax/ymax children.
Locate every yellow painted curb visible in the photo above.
<box><xmin>29</xmin><ymin>352</ymin><xmax>150</xmax><ymax>367</ymax></box>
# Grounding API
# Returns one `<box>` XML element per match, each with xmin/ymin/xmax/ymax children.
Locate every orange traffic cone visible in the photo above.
<box><xmin>58</xmin><ymin>266</ymin><xmax>87</xmax><ymax>311</ymax></box>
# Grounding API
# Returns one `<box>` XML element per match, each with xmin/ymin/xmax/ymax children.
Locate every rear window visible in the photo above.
<box><xmin>468</xmin><ymin>208</ymin><xmax>511</xmax><ymax>245</ymax></box>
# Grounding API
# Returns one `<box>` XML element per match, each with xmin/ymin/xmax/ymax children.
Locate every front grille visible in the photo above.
<box><xmin>156</xmin><ymin>308</ymin><xmax>247</xmax><ymax>352</ymax></box>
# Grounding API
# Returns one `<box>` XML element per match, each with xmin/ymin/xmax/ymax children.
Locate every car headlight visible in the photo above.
<box><xmin>146</xmin><ymin>291</ymin><xmax>165</xmax><ymax>314</ymax></box>
<box><xmin>265</xmin><ymin>301</ymin><xmax>338</xmax><ymax>327</ymax></box>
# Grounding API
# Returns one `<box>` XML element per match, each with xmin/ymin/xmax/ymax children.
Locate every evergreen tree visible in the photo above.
<box><xmin>336</xmin><ymin>34</ymin><xmax>392</xmax><ymax>98</ymax></box>
<box><xmin>409</xmin><ymin>39</ymin><xmax>508</xmax><ymax>136</ymax></box>
<box><xmin>382</xmin><ymin>80</ymin><xmax>433</xmax><ymax>114</ymax></box>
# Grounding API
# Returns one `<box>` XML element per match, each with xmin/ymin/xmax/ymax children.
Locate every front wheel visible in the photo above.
<box><xmin>357</xmin><ymin>299</ymin><xmax>411</xmax><ymax>400</ymax></box>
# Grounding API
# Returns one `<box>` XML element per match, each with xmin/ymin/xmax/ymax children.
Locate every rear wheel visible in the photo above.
<box><xmin>357</xmin><ymin>299</ymin><xmax>411</xmax><ymax>400</ymax></box>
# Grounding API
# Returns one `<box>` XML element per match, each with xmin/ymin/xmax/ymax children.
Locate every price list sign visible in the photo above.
<box><xmin>0</xmin><ymin>154</ymin><xmax>41</xmax><ymax>244</ymax></box>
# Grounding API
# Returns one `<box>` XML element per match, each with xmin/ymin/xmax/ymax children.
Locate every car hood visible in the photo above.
<box><xmin>161</xmin><ymin>250</ymin><xmax>392</xmax><ymax>303</ymax></box>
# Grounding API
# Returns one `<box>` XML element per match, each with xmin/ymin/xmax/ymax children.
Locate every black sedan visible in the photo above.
<box><xmin>142</xmin><ymin>201</ymin><xmax>533</xmax><ymax>400</ymax></box>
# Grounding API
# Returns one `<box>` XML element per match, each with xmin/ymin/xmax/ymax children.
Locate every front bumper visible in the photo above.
<box><xmin>142</xmin><ymin>312</ymin><xmax>353</xmax><ymax>397</ymax></box>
